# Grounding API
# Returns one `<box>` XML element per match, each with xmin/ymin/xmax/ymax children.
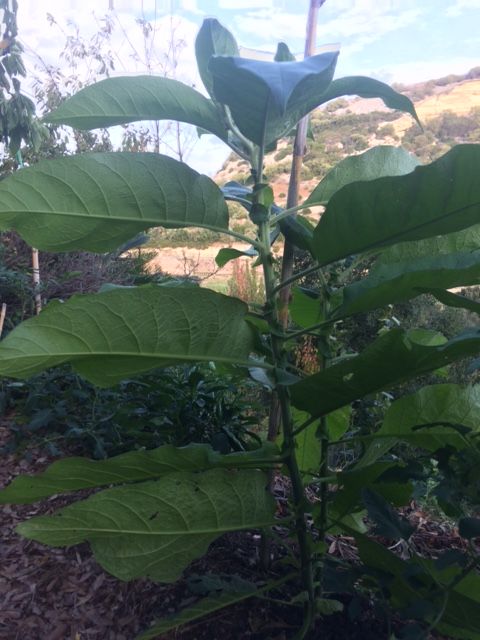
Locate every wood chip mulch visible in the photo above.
<box><xmin>0</xmin><ymin>418</ymin><xmax>473</xmax><ymax>640</ymax></box>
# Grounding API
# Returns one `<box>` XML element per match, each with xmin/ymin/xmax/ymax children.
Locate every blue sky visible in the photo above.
<box><xmin>16</xmin><ymin>0</ymin><xmax>480</xmax><ymax>174</ymax></box>
<box><xmin>160</xmin><ymin>0</ymin><xmax>480</xmax><ymax>83</ymax></box>
<box><xmin>19</xmin><ymin>0</ymin><xmax>480</xmax><ymax>85</ymax></box>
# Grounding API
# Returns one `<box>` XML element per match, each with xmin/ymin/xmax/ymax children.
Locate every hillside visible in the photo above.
<box><xmin>216</xmin><ymin>68</ymin><xmax>480</xmax><ymax>203</ymax></box>
<box><xmin>149</xmin><ymin>67</ymin><xmax>480</xmax><ymax>264</ymax></box>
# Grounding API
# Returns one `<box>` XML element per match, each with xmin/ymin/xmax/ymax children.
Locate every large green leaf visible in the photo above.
<box><xmin>362</xmin><ymin>488</ymin><xmax>415</xmax><ymax>540</ymax></box>
<box><xmin>305</xmin><ymin>146</ymin><xmax>420</xmax><ymax>206</ymax></box>
<box><xmin>137</xmin><ymin>589</ymin><xmax>256</xmax><ymax>639</ymax></box>
<box><xmin>209</xmin><ymin>52</ymin><xmax>338</xmax><ymax>145</ymax></box>
<box><xmin>361</xmin><ymin>384</ymin><xmax>480</xmax><ymax>465</ymax></box>
<box><xmin>376</xmin><ymin>224</ymin><xmax>480</xmax><ymax>265</ymax></box>
<box><xmin>137</xmin><ymin>575</ymin><xmax>291</xmax><ymax>639</ymax></box>
<box><xmin>425</xmin><ymin>288</ymin><xmax>480</xmax><ymax>314</ymax></box>
<box><xmin>0</xmin><ymin>443</ymin><xmax>281</xmax><ymax>504</ymax></box>
<box><xmin>17</xmin><ymin>468</ymin><xmax>276</xmax><ymax>582</ymax></box>
<box><xmin>355</xmin><ymin>534</ymin><xmax>480</xmax><ymax>640</ymax></box>
<box><xmin>331</xmin><ymin>462</ymin><xmax>413</xmax><ymax>521</ymax></box>
<box><xmin>0</xmin><ymin>152</ymin><xmax>229</xmax><ymax>253</ymax></box>
<box><xmin>312</xmin><ymin>145</ymin><xmax>480</xmax><ymax>266</ymax></box>
<box><xmin>44</xmin><ymin>76</ymin><xmax>228</xmax><ymax>141</ymax></box>
<box><xmin>195</xmin><ymin>18</ymin><xmax>239</xmax><ymax>100</ymax></box>
<box><xmin>0</xmin><ymin>286</ymin><xmax>256</xmax><ymax>386</ymax></box>
<box><xmin>330</xmin><ymin>250</ymin><xmax>480</xmax><ymax>321</ymax></box>
<box><xmin>315</xmin><ymin>76</ymin><xmax>420</xmax><ymax>125</ymax></box>
<box><xmin>290</xmin><ymin>328</ymin><xmax>480</xmax><ymax>418</ymax></box>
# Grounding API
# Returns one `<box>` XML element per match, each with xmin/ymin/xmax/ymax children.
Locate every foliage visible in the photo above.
<box><xmin>0</xmin><ymin>1</ymin><xmax>45</xmax><ymax>153</ymax></box>
<box><xmin>227</xmin><ymin>260</ymin><xmax>265</xmax><ymax>306</ymax></box>
<box><xmin>1</xmin><ymin>364</ymin><xmax>263</xmax><ymax>459</ymax></box>
<box><xmin>29</xmin><ymin>10</ymin><xmax>197</xmax><ymax>162</ymax></box>
<box><xmin>1</xmin><ymin>15</ymin><xmax>480</xmax><ymax>640</ymax></box>
<box><xmin>0</xmin><ymin>231</ymin><xmax>159</xmax><ymax>330</ymax></box>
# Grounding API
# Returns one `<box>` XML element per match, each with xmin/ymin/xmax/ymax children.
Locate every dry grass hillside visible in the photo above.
<box><xmin>215</xmin><ymin>69</ymin><xmax>480</xmax><ymax>205</ymax></box>
<box><xmin>148</xmin><ymin>67</ymin><xmax>480</xmax><ymax>277</ymax></box>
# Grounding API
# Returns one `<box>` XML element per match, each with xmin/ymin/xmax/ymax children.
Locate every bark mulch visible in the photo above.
<box><xmin>0</xmin><ymin>419</ymin><xmax>469</xmax><ymax>640</ymax></box>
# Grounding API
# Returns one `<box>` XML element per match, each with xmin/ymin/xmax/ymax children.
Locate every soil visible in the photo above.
<box><xmin>0</xmin><ymin>416</ymin><xmax>467</xmax><ymax>640</ymax></box>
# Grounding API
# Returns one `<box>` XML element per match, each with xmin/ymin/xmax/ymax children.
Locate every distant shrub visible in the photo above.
<box><xmin>377</xmin><ymin>124</ymin><xmax>397</xmax><ymax>139</ymax></box>
<box><xmin>274</xmin><ymin>147</ymin><xmax>290</xmax><ymax>162</ymax></box>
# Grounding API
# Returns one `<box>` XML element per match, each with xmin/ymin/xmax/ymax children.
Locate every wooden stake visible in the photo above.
<box><xmin>0</xmin><ymin>303</ymin><xmax>6</xmax><ymax>338</ymax></box>
<box><xmin>32</xmin><ymin>247</ymin><xmax>42</xmax><ymax>315</ymax></box>
<box><xmin>278</xmin><ymin>0</ymin><xmax>326</xmax><ymax>327</ymax></box>
<box><xmin>269</xmin><ymin>0</ymin><xmax>327</xmax><ymax>442</ymax></box>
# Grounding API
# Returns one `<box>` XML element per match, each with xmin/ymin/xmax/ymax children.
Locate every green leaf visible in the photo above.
<box><xmin>362</xmin><ymin>488</ymin><xmax>415</xmax><ymax>540</ymax></box>
<box><xmin>306</xmin><ymin>146</ymin><xmax>420</xmax><ymax>206</ymax></box>
<box><xmin>215</xmin><ymin>247</ymin><xmax>250</xmax><ymax>267</ymax></box>
<box><xmin>417</xmin><ymin>288</ymin><xmax>480</xmax><ymax>314</ymax></box>
<box><xmin>330</xmin><ymin>251</ymin><xmax>480</xmax><ymax>321</ymax></box>
<box><xmin>327</xmin><ymin>405</ymin><xmax>352</xmax><ymax>440</ymax></box>
<box><xmin>0</xmin><ymin>442</ymin><xmax>280</xmax><ymax>504</ymax></box>
<box><xmin>137</xmin><ymin>590</ymin><xmax>254</xmax><ymax>638</ymax></box>
<box><xmin>458</xmin><ymin>517</ymin><xmax>480</xmax><ymax>539</ymax></box>
<box><xmin>279</xmin><ymin>216</ymin><xmax>314</xmax><ymax>251</ymax></box>
<box><xmin>376</xmin><ymin>224</ymin><xmax>480</xmax><ymax>265</ymax></box>
<box><xmin>316</xmin><ymin>599</ymin><xmax>344</xmax><ymax>615</ymax></box>
<box><xmin>312</xmin><ymin>145</ymin><xmax>480</xmax><ymax>266</ymax></box>
<box><xmin>289</xmin><ymin>287</ymin><xmax>322</xmax><ymax>328</ymax></box>
<box><xmin>209</xmin><ymin>52</ymin><xmax>338</xmax><ymax>145</ymax></box>
<box><xmin>195</xmin><ymin>18</ymin><xmax>239</xmax><ymax>100</ymax></box>
<box><xmin>290</xmin><ymin>328</ymin><xmax>480</xmax><ymax>419</ymax></box>
<box><xmin>137</xmin><ymin>574</ymin><xmax>290</xmax><ymax>639</ymax></box>
<box><xmin>316</xmin><ymin>76</ymin><xmax>420</xmax><ymax>126</ymax></box>
<box><xmin>274</xmin><ymin>42</ymin><xmax>296</xmax><ymax>62</ymax></box>
<box><xmin>0</xmin><ymin>286</ymin><xmax>256</xmax><ymax>386</ymax></box>
<box><xmin>331</xmin><ymin>462</ymin><xmax>413</xmax><ymax>521</ymax></box>
<box><xmin>0</xmin><ymin>152</ymin><xmax>229</xmax><ymax>253</ymax></box>
<box><xmin>355</xmin><ymin>534</ymin><xmax>480</xmax><ymax>640</ymax></box>
<box><xmin>291</xmin><ymin>408</ymin><xmax>321</xmax><ymax>483</ymax></box>
<box><xmin>376</xmin><ymin>384</ymin><xmax>480</xmax><ymax>451</ymax></box>
<box><xmin>44</xmin><ymin>76</ymin><xmax>229</xmax><ymax>141</ymax></box>
<box><xmin>17</xmin><ymin>468</ymin><xmax>276</xmax><ymax>582</ymax></box>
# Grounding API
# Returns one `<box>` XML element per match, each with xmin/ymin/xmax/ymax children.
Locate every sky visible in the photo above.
<box><xmin>15</xmin><ymin>0</ymin><xmax>480</xmax><ymax>174</ymax></box>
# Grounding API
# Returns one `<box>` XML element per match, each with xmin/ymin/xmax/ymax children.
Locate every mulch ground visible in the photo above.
<box><xmin>0</xmin><ymin>417</ymin><xmax>469</xmax><ymax>640</ymax></box>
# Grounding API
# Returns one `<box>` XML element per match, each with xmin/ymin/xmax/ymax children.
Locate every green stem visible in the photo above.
<box><xmin>272</xmin><ymin>262</ymin><xmax>322</xmax><ymax>294</ymax></box>
<box><xmin>277</xmin><ymin>379</ymin><xmax>316</xmax><ymax>635</ymax></box>
<box><xmin>223</xmin><ymin>104</ymin><xmax>254</xmax><ymax>159</ymax></box>
<box><xmin>285</xmin><ymin>320</ymin><xmax>333</xmax><ymax>342</ymax></box>
<box><xmin>270</xmin><ymin>201</ymin><xmax>321</xmax><ymax>224</ymax></box>
<box><xmin>219</xmin><ymin>228</ymin><xmax>263</xmax><ymax>251</ymax></box>
<box><xmin>251</xmin><ymin>141</ymin><xmax>315</xmax><ymax>638</ymax></box>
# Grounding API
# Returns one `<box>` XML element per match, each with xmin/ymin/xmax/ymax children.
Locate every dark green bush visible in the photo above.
<box><xmin>1</xmin><ymin>364</ymin><xmax>264</xmax><ymax>458</ymax></box>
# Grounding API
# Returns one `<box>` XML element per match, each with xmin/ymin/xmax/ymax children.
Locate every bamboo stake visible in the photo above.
<box><xmin>278</xmin><ymin>0</ymin><xmax>326</xmax><ymax>327</ymax></box>
<box><xmin>268</xmin><ymin>0</ymin><xmax>327</xmax><ymax>442</ymax></box>
<box><xmin>31</xmin><ymin>247</ymin><xmax>42</xmax><ymax>315</ymax></box>
<box><xmin>0</xmin><ymin>302</ymin><xmax>6</xmax><ymax>338</ymax></box>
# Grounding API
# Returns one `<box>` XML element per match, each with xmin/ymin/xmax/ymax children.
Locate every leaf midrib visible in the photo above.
<box><xmin>22</xmin><ymin>521</ymin><xmax>277</xmax><ymax>536</ymax></box>
<box><xmin>1</xmin><ymin>207</ymin><xmax>229</xmax><ymax>233</ymax></box>
<box><xmin>5</xmin><ymin>352</ymin><xmax>266</xmax><ymax>367</ymax></box>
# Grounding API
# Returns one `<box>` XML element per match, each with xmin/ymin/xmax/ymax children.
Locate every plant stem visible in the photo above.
<box><xmin>252</xmin><ymin>141</ymin><xmax>316</xmax><ymax>638</ymax></box>
<box><xmin>277</xmin><ymin>378</ymin><xmax>316</xmax><ymax>637</ymax></box>
<box><xmin>272</xmin><ymin>262</ymin><xmax>321</xmax><ymax>295</ymax></box>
